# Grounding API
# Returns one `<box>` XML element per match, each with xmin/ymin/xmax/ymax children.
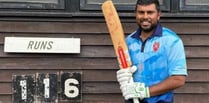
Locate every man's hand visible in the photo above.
<box><xmin>121</xmin><ymin>82</ymin><xmax>150</xmax><ymax>100</ymax></box>
<box><xmin>116</xmin><ymin>66</ymin><xmax>137</xmax><ymax>85</ymax></box>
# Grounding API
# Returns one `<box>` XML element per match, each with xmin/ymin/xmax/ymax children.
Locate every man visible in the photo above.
<box><xmin>116</xmin><ymin>0</ymin><xmax>187</xmax><ymax>103</ymax></box>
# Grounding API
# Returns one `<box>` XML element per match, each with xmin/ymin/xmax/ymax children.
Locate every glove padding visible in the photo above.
<box><xmin>121</xmin><ymin>82</ymin><xmax>150</xmax><ymax>100</ymax></box>
<box><xmin>116</xmin><ymin>66</ymin><xmax>137</xmax><ymax>85</ymax></box>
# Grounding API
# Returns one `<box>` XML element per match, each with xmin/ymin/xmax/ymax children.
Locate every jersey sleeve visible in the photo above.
<box><xmin>167</xmin><ymin>38</ymin><xmax>188</xmax><ymax>76</ymax></box>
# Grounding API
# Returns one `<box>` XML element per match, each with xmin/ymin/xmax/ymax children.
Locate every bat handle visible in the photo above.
<box><xmin>133</xmin><ymin>98</ymin><xmax>140</xmax><ymax>103</ymax></box>
<box><xmin>129</xmin><ymin>77</ymin><xmax>140</xmax><ymax>103</ymax></box>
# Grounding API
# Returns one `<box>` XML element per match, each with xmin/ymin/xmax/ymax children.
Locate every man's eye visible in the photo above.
<box><xmin>147</xmin><ymin>11</ymin><xmax>155</xmax><ymax>14</ymax></box>
<box><xmin>138</xmin><ymin>11</ymin><xmax>144</xmax><ymax>14</ymax></box>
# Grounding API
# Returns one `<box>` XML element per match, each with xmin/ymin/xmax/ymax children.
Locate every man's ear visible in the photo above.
<box><xmin>158</xmin><ymin>11</ymin><xmax>161</xmax><ymax>21</ymax></box>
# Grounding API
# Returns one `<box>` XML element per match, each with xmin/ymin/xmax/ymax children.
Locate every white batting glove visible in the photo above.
<box><xmin>116</xmin><ymin>66</ymin><xmax>137</xmax><ymax>85</ymax></box>
<box><xmin>121</xmin><ymin>82</ymin><xmax>150</xmax><ymax>100</ymax></box>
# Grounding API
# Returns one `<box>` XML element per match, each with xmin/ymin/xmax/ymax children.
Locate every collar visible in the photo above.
<box><xmin>131</xmin><ymin>22</ymin><xmax>162</xmax><ymax>39</ymax></box>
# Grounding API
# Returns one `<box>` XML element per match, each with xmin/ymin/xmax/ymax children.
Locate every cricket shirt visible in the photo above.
<box><xmin>126</xmin><ymin>23</ymin><xmax>187</xmax><ymax>103</ymax></box>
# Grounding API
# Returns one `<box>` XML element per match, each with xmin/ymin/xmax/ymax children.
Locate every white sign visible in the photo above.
<box><xmin>4</xmin><ymin>37</ymin><xmax>80</xmax><ymax>53</ymax></box>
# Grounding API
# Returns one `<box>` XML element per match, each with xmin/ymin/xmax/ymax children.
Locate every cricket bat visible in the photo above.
<box><xmin>102</xmin><ymin>0</ymin><xmax>139</xmax><ymax>103</ymax></box>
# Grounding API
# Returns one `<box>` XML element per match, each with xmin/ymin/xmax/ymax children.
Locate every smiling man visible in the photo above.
<box><xmin>116</xmin><ymin>0</ymin><xmax>188</xmax><ymax>103</ymax></box>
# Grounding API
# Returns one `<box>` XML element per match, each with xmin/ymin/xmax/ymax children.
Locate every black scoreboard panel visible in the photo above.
<box><xmin>12</xmin><ymin>74</ymin><xmax>36</xmax><ymax>103</ymax></box>
<box><xmin>36</xmin><ymin>73</ymin><xmax>58</xmax><ymax>103</ymax></box>
<box><xmin>61</xmin><ymin>72</ymin><xmax>82</xmax><ymax>102</ymax></box>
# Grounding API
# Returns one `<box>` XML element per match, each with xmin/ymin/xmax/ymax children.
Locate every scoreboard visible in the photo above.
<box><xmin>12</xmin><ymin>72</ymin><xmax>82</xmax><ymax>103</ymax></box>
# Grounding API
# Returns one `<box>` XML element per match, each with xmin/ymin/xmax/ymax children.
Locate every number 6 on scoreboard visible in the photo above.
<box><xmin>61</xmin><ymin>72</ymin><xmax>82</xmax><ymax>102</ymax></box>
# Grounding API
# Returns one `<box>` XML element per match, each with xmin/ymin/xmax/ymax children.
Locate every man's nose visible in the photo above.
<box><xmin>143</xmin><ymin>12</ymin><xmax>148</xmax><ymax>18</ymax></box>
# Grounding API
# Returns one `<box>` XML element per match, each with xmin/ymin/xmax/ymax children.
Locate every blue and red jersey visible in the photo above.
<box><xmin>126</xmin><ymin>23</ymin><xmax>187</xmax><ymax>103</ymax></box>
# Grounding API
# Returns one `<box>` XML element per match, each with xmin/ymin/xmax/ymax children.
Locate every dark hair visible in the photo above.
<box><xmin>135</xmin><ymin>0</ymin><xmax>160</xmax><ymax>11</ymax></box>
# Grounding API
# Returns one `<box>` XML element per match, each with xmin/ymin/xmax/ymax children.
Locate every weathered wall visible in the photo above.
<box><xmin>0</xmin><ymin>17</ymin><xmax>208</xmax><ymax>103</ymax></box>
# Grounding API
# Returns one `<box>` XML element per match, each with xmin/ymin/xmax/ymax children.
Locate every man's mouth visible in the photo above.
<box><xmin>141</xmin><ymin>21</ymin><xmax>151</xmax><ymax>26</ymax></box>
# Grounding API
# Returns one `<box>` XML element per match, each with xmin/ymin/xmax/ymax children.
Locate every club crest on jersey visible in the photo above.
<box><xmin>153</xmin><ymin>42</ymin><xmax>160</xmax><ymax>52</ymax></box>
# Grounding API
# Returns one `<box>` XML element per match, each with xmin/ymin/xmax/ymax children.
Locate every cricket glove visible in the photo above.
<box><xmin>116</xmin><ymin>66</ymin><xmax>137</xmax><ymax>85</ymax></box>
<box><xmin>121</xmin><ymin>82</ymin><xmax>150</xmax><ymax>100</ymax></box>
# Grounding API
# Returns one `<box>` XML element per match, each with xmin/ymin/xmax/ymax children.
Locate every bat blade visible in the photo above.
<box><xmin>102</xmin><ymin>1</ymin><xmax>140</xmax><ymax>103</ymax></box>
<box><xmin>102</xmin><ymin>0</ymin><xmax>131</xmax><ymax>69</ymax></box>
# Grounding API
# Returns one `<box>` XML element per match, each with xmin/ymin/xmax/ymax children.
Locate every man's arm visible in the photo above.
<box><xmin>149</xmin><ymin>75</ymin><xmax>186</xmax><ymax>96</ymax></box>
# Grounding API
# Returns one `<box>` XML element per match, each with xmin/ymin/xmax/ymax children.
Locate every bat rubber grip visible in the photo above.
<box><xmin>118</xmin><ymin>46</ymin><xmax>128</xmax><ymax>68</ymax></box>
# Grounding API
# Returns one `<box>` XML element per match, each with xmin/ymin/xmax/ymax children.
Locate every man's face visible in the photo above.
<box><xmin>135</xmin><ymin>4</ymin><xmax>161</xmax><ymax>32</ymax></box>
